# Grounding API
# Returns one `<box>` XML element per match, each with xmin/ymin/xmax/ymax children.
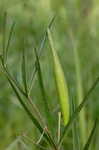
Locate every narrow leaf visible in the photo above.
<box><xmin>71</xmin><ymin>97</ymin><xmax>80</xmax><ymax>150</ymax></box>
<box><xmin>83</xmin><ymin>119</ymin><xmax>98</xmax><ymax>150</ymax></box>
<box><xmin>21</xmin><ymin>43</ymin><xmax>28</xmax><ymax>96</ymax></box>
<box><xmin>59</xmin><ymin>76</ymin><xmax>99</xmax><ymax>146</ymax></box>
<box><xmin>34</xmin><ymin>48</ymin><xmax>53</xmax><ymax>129</ymax></box>
<box><xmin>47</xmin><ymin>29</ymin><xmax>70</xmax><ymax>126</ymax></box>
<box><xmin>2</xmin><ymin>66</ymin><xmax>57</xmax><ymax>150</ymax></box>
<box><xmin>28</xmin><ymin>16</ymin><xmax>56</xmax><ymax>95</ymax></box>
<box><xmin>71</xmin><ymin>32</ymin><xmax>86</xmax><ymax>145</ymax></box>
<box><xmin>5</xmin><ymin>70</ymin><xmax>44</xmax><ymax>134</ymax></box>
<box><xmin>1</xmin><ymin>20</ymin><xmax>26</xmax><ymax>97</ymax></box>
<box><xmin>2</xmin><ymin>12</ymin><xmax>7</xmax><ymax>65</ymax></box>
<box><xmin>5</xmin><ymin>21</ymin><xmax>15</xmax><ymax>62</ymax></box>
<box><xmin>5</xmin><ymin>66</ymin><xmax>26</xmax><ymax>97</ymax></box>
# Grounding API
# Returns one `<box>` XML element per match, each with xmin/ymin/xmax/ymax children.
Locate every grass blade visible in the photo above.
<box><xmin>47</xmin><ymin>28</ymin><xmax>70</xmax><ymax>126</ymax></box>
<box><xmin>71</xmin><ymin>32</ymin><xmax>86</xmax><ymax>145</ymax></box>
<box><xmin>1</xmin><ymin>18</ymin><xmax>26</xmax><ymax>97</ymax></box>
<box><xmin>34</xmin><ymin>48</ymin><xmax>53</xmax><ymax>130</ymax></box>
<box><xmin>4</xmin><ymin>68</ymin><xmax>57</xmax><ymax>148</ymax></box>
<box><xmin>1</xmin><ymin>56</ymin><xmax>56</xmax><ymax>148</ymax></box>
<box><xmin>83</xmin><ymin>119</ymin><xmax>98</xmax><ymax>150</ymax></box>
<box><xmin>1</xmin><ymin>65</ymin><xmax>58</xmax><ymax>150</ymax></box>
<box><xmin>5</xmin><ymin>21</ymin><xmax>15</xmax><ymax>63</ymax></box>
<box><xmin>21</xmin><ymin>41</ymin><xmax>28</xmax><ymax>96</ymax></box>
<box><xmin>2</xmin><ymin>12</ymin><xmax>7</xmax><ymax>65</ymax></box>
<box><xmin>28</xmin><ymin>16</ymin><xmax>56</xmax><ymax>95</ymax></box>
<box><xmin>71</xmin><ymin>97</ymin><xmax>80</xmax><ymax>150</ymax></box>
<box><xmin>5</xmin><ymin>69</ymin><xmax>44</xmax><ymax>134</ymax></box>
<box><xmin>38</xmin><ymin>15</ymin><xmax>56</xmax><ymax>57</ymax></box>
<box><xmin>5</xmin><ymin>65</ymin><xmax>26</xmax><ymax>97</ymax></box>
<box><xmin>59</xmin><ymin>76</ymin><xmax>99</xmax><ymax>146</ymax></box>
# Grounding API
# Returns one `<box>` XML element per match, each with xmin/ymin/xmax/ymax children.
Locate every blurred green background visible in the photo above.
<box><xmin>0</xmin><ymin>0</ymin><xmax>99</xmax><ymax>149</ymax></box>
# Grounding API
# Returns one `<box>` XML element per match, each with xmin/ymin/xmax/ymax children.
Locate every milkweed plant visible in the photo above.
<box><xmin>0</xmin><ymin>14</ymin><xmax>99</xmax><ymax>150</ymax></box>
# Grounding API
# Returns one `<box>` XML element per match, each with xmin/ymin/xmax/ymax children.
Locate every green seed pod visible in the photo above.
<box><xmin>47</xmin><ymin>29</ymin><xmax>70</xmax><ymax>125</ymax></box>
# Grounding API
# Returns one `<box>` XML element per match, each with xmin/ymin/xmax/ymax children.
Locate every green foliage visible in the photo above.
<box><xmin>47</xmin><ymin>29</ymin><xmax>70</xmax><ymax>126</ymax></box>
<box><xmin>0</xmin><ymin>0</ymin><xmax>99</xmax><ymax>150</ymax></box>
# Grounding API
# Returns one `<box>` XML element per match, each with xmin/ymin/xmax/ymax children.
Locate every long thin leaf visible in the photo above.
<box><xmin>47</xmin><ymin>28</ymin><xmax>70</xmax><ymax>126</ymax></box>
<box><xmin>59</xmin><ymin>76</ymin><xmax>99</xmax><ymax>146</ymax></box>
<box><xmin>5</xmin><ymin>21</ymin><xmax>15</xmax><ymax>62</ymax></box>
<box><xmin>6</xmin><ymin>71</ymin><xmax>44</xmax><ymax>134</ymax></box>
<box><xmin>0</xmin><ymin>56</ymin><xmax>47</xmax><ymax>138</ymax></box>
<box><xmin>34</xmin><ymin>48</ymin><xmax>53</xmax><ymax>131</ymax></box>
<box><xmin>71</xmin><ymin>97</ymin><xmax>80</xmax><ymax>150</ymax></box>
<box><xmin>83</xmin><ymin>119</ymin><xmax>98</xmax><ymax>150</ymax></box>
<box><xmin>5</xmin><ymin>65</ymin><xmax>26</xmax><ymax>97</ymax></box>
<box><xmin>28</xmin><ymin>15</ymin><xmax>56</xmax><ymax>95</ymax></box>
<box><xmin>5</xmin><ymin>70</ymin><xmax>57</xmax><ymax>148</ymax></box>
<box><xmin>2</xmin><ymin>12</ymin><xmax>7</xmax><ymax>65</ymax></box>
<box><xmin>1</xmin><ymin>65</ymin><xmax>58</xmax><ymax>150</ymax></box>
<box><xmin>1</xmin><ymin>19</ymin><xmax>26</xmax><ymax>97</ymax></box>
<box><xmin>71</xmin><ymin>32</ymin><xmax>86</xmax><ymax>145</ymax></box>
<box><xmin>21</xmin><ymin>42</ymin><xmax>28</xmax><ymax>96</ymax></box>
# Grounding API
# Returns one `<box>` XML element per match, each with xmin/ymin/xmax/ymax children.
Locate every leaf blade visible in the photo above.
<box><xmin>34</xmin><ymin>48</ymin><xmax>53</xmax><ymax>131</ymax></box>
<box><xmin>47</xmin><ymin>28</ymin><xmax>70</xmax><ymax>126</ymax></box>
<box><xmin>21</xmin><ymin>42</ymin><xmax>28</xmax><ymax>96</ymax></box>
<box><xmin>59</xmin><ymin>76</ymin><xmax>99</xmax><ymax>146</ymax></box>
<box><xmin>28</xmin><ymin>16</ymin><xmax>56</xmax><ymax>96</ymax></box>
<box><xmin>83</xmin><ymin>119</ymin><xmax>98</xmax><ymax>150</ymax></box>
